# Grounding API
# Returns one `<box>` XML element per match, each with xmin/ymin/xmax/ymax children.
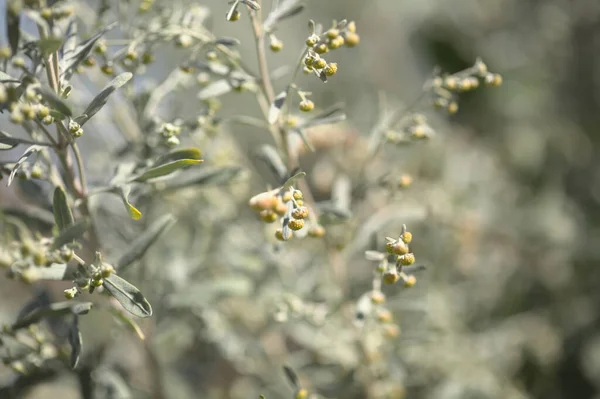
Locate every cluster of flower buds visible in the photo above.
<box><xmin>3</xmin><ymin>238</ymin><xmax>75</xmax><ymax>284</ymax></box>
<box><xmin>0</xmin><ymin>81</ymin><xmax>54</xmax><ymax>126</ymax></box>
<box><xmin>249</xmin><ymin>186</ymin><xmax>325</xmax><ymax>241</ymax></box>
<box><xmin>157</xmin><ymin>121</ymin><xmax>183</xmax><ymax>147</ymax></box>
<box><xmin>64</xmin><ymin>252</ymin><xmax>114</xmax><ymax>299</ymax></box>
<box><xmin>385</xmin><ymin>113</ymin><xmax>436</xmax><ymax>145</ymax></box>
<box><xmin>0</xmin><ymin>324</ymin><xmax>58</xmax><ymax>376</ymax></box>
<box><xmin>365</xmin><ymin>225</ymin><xmax>418</xmax><ymax>287</ymax></box>
<box><xmin>355</xmin><ymin>290</ymin><xmax>402</xmax><ymax>340</ymax></box>
<box><xmin>302</xmin><ymin>19</ymin><xmax>359</xmax><ymax>81</ymax></box>
<box><xmin>431</xmin><ymin>58</ymin><xmax>502</xmax><ymax>115</ymax></box>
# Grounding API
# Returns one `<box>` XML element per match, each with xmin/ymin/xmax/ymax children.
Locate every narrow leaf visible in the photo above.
<box><xmin>240</xmin><ymin>0</ymin><xmax>260</xmax><ymax>10</ymax></box>
<box><xmin>6</xmin><ymin>0</ymin><xmax>21</xmax><ymax>56</ymax></box>
<box><xmin>163</xmin><ymin>166</ymin><xmax>242</xmax><ymax>191</ymax></box>
<box><xmin>37</xmin><ymin>37</ymin><xmax>63</xmax><ymax>56</ymax></box>
<box><xmin>268</xmin><ymin>89</ymin><xmax>287</xmax><ymax>125</ymax></box>
<box><xmin>198</xmin><ymin>79</ymin><xmax>233</xmax><ymax>100</ymax></box>
<box><xmin>53</xmin><ymin>186</ymin><xmax>74</xmax><ymax>231</ymax></box>
<box><xmin>115</xmin><ymin>214</ymin><xmax>176</xmax><ymax>271</ymax></box>
<box><xmin>282</xmin><ymin>365</ymin><xmax>300</xmax><ymax>389</ymax></box>
<box><xmin>292</xmin><ymin>129</ymin><xmax>315</xmax><ymax>152</ymax></box>
<box><xmin>69</xmin><ymin>315</ymin><xmax>82</xmax><ymax>369</ymax></box>
<box><xmin>60</xmin><ymin>22</ymin><xmax>117</xmax><ymax>80</ymax></box>
<box><xmin>225</xmin><ymin>0</ymin><xmax>240</xmax><ymax>21</ymax></box>
<box><xmin>132</xmin><ymin>159</ymin><xmax>203</xmax><ymax>182</ymax></box>
<box><xmin>52</xmin><ymin>219</ymin><xmax>90</xmax><ymax>249</ymax></box>
<box><xmin>8</xmin><ymin>145</ymin><xmax>42</xmax><ymax>186</ymax></box>
<box><xmin>109</xmin><ymin>308</ymin><xmax>145</xmax><ymax>340</ymax></box>
<box><xmin>12</xmin><ymin>301</ymin><xmax>93</xmax><ymax>330</ymax></box>
<box><xmin>154</xmin><ymin>148</ymin><xmax>202</xmax><ymax>167</ymax></box>
<box><xmin>38</xmin><ymin>87</ymin><xmax>73</xmax><ymax>117</ymax></box>
<box><xmin>281</xmin><ymin>171</ymin><xmax>306</xmax><ymax>190</ymax></box>
<box><xmin>76</xmin><ymin>72</ymin><xmax>133</xmax><ymax>126</ymax></box>
<box><xmin>0</xmin><ymin>131</ymin><xmax>21</xmax><ymax>150</ymax></box>
<box><xmin>118</xmin><ymin>186</ymin><xmax>142</xmax><ymax>220</ymax></box>
<box><xmin>256</xmin><ymin>145</ymin><xmax>288</xmax><ymax>182</ymax></box>
<box><xmin>215</xmin><ymin>37</ymin><xmax>240</xmax><ymax>46</ymax></box>
<box><xmin>103</xmin><ymin>274</ymin><xmax>152</xmax><ymax>318</ymax></box>
<box><xmin>26</xmin><ymin>263</ymin><xmax>78</xmax><ymax>281</ymax></box>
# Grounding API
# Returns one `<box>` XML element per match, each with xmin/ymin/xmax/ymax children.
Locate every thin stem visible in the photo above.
<box><xmin>250</xmin><ymin>7</ymin><xmax>274</xmax><ymax>102</ymax></box>
<box><xmin>71</xmin><ymin>143</ymin><xmax>88</xmax><ymax>195</ymax></box>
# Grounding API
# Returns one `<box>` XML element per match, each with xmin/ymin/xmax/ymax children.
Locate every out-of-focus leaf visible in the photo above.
<box><xmin>316</xmin><ymin>203</ymin><xmax>352</xmax><ymax>225</ymax></box>
<box><xmin>292</xmin><ymin>129</ymin><xmax>315</xmax><ymax>152</ymax></box>
<box><xmin>0</xmin><ymin>131</ymin><xmax>21</xmax><ymax>150</ymax></box>
<box><xmin>53</xmin><ymin>186</ymin><xmax>74</xmax><ymax>231</ymax></box>
<box><xmin>103</xmin><ymin>274</ymin><xmax>152</xmax><ymax>318</ymax></box>
<box><xmin>15</xmin><ymin>290</ymin><xmax>51</xmax><ymax>326</ymax></box>
<box><xmin>8</xmin><ymin>145</ymin><xmax>42</xmax><ymax>187</ymax></box>
<box><xmin>38</xmin><ymin>87</ymin><xmax>73</xmax><ymax>117</ymax></box>
<box><xmin>268</xmin><ymin>89</ymin><xmax>288</xmax><ymax>125</ymax></box>
<box><xmin>256</xmin><ymin>145</ymin><xmax>288</xmax><ymax>182</ymax></box>
<box><xmin>60</xmin><ymin>22</ymin><xmax>117</xmax><ymax>80</ymax></box>
<box><xmin>168</xmin><ymin>276</ymin><xmax>254</xmax><ymax>307</ymax></box>
<box><xmin>74</xmin><ymin>72</ymin><xmax>133</xmax><ymax>126</ymax></box>
<box><xmin>12</xmin><ymin>301</ymin><xmax>92</xmax><ymax>330</ymax></box>
<box><xmin>240</xmin><ymin>0</ymin><xmax>260</xmax><ymax>10</ymax></box>
<box><xmin>69</xmin><ymin>315</ymin><xmax>82</xmax><ymax>369</ymax></box>
<box><xmin>115</xmin><ymin>214</ymin><xmax>176</xmax><ymax>272</ymax></box>
<box><xmin>0</xmin><ymin>71</ymin><xmax>19</xmax><ymax>82</ymax></box>
<box><xmin>215</xmin><ymin>37</ymin><xmax>240</xmax><ymax>46</ymax></box>
<box><xmin>282</xmin><ymin>365</ymin><xmax>300</xmax><ymax>389</ymax></box>
<box><xmin>132</xmin><ymin>159</ymin><xmax>203</xmax><ymax>182</ymax></box>
<box><xmin>225</xmin><ymin>0</ymin><xmax>239</xmax><ymax>21</ymax></box>
<box><xmin>109</xmin><ymin>307</ymin><xmax>145</xmax><ymax>340</ymax></box>
<box><xmin>198</xmin><ymin>79</ymin><xmax>232</xmax><ymax>100</ymax></box>
<box><xmin>264</xmin><ymin>0</ymin><xmax>304</xmax><ymax>32</ymax></box>
<box><xmin>52</xmin><ymin>219</ymin><xmax>89</xmax><ymax>249</ymax></box>
<box><xmin>37</xmin><ymin>36</ymin><xmax>63</xmax><ymax>56</ymax></box>
<box><xmin>281</xmin><ymin>171</ymin><xmax>306</xmax><ymax>190</ymax></box>
<box><xmin>27</xmin><ymin>263</ymin><xmax>78</xmax><ymax>281</ymax></box>
<box><xmin>365</xmin><ymin>250</ymin><xmax>385</xmax><ymax>261</ymax></box>
<box><xmin>118</xmin><ymin>185</ymin><xmax>142</xmax><ymax>220</ymax></box>
<box><xmin>154</xmin><ymin>148</ymin><xmax>202</xmax><ymax>167</ymax></box>
<box><xmin>281</xmin><ymin>200</ymin><xmax>294</xmax><ymax>241</ymax></box>
<box><xmin>6</xmin><ymin>0</ymin><xmax>22</xmax><ymax>56</ymax></box>
<box><xmin>163</xmin><ymin>166</ymin><xmax>243</xmax><ymax>191</ymax></box>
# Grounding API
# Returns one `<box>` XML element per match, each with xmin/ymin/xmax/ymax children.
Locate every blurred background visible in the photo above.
<box><xmin>2</xmin><ymin>0</ymin><xmax>600</xmax><ymax>398</ymax></box>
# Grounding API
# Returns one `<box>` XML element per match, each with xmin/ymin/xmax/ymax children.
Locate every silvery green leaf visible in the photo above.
<box><xmin>8</xmin><ymin>145</ymin><xmax>43</xmax><ymax>187</ymax></box>
<box><xmin>53</xmin><ymin>186</ymin><xmax>74</xmax><ymax>231</ymax></box>
<box><xmin>6</xmin><ymin>0</ymin><xmax>21</xmax><ymax>56</ymax></box>
<box><xmin>215</xmin><ymin>37</ymin><xmax>240</xmax><ymax>46</ymax></box>
<box><xmin>161</xmin><ymin>166</ymin><xmax>243</xmax><ymax>191</ymax></box>
<box><xmin>281</xmin><ymin>200</ymin><xmax>294</xmax><ymax>241</ymax></box>
<box><xmin>0</xmin><ymin>70</ymin><xmax>19</xmax><ymax>83</ymax></box>
<box><xmin>0</xmin><ymin>131</ymin><xmax>21</xmax><ymax>150</ymax></box>
<box><xmin>115</xmin><ymin>214</ymin><xmax>176</xmax><ymax>272</ymax></box>
<box><xmin>198</xmin><ymin>79</ymin><xmax>233</xmax><ymax>100</ymax></box>
<box><xmin>403</xmin><ymin>264</ymin><xmax>426</xmax><ymax>273</ymax></box>
<box><xmin>240</xmin><ymin>0</ymin><xmax>260</xmax><ymax>10</ymax></box>
<box><xmin>365</xmin><ymin>250</ymin><xmax>385</xmax><ymax>261</ymax></box>
<box><xmin>299</xmin><ymin>113</ymin><xmax>346</xmax><ymax>130</ymax></box>
<box><xmin>291</xmin><ymin>128</ymin><xmax>315</xmax><ymax>152</ymax></box>
<box><xmin>60</xmin><ymin>22</ymin><xmax>117</xmax><ymax>80</ymax></box>
<box><xmin>281</xmin><ymin>171</ymin><xmax>306</xmax><ymax>190</ymax></box>
<box><xmin>154</xmin><ymin>148</ymin><xmax>202</xmax><ymax>167</ymax></box>
<box><xmin>225</xmin><ymin>1</ymin><xmax>239</xmax><ymax>21</ymax></box>
<box><xmin>264</xmin><ymin>0</ymin><xmax>304</xmax><ymax>32</ymax></box>
<box><xmin>109</xmin><ymin>307</ymin><xmax>145</xmax><ymax>340</ymax></box>
<box><xmin>12</xmin><ymin>301</ymin><xmax>93</xmax><ymax>330</ymax></box>
<box><xmin>52</xmin><ymin>219</ymin><xmax>90</xmax><ymax>248</ymax></box>
<box><xmin>118</xmin><ymin>185</ymin><xmax>142</xmax><ymax>220</ymax></box>
<box><xmin>103</xmin><ymin>274</ymin><xmax>152</xmax><ymax>318</ymax></box>
<box><xmin>268</xmin><ymin>89</ymin><xmax>287</xmax><ymax>125</ymax></box>
<box><xmin>69</xmin><ymin>315</ymin><xmax>82</xmax><ymax>369</ymax></box>
<box><xmin>36</xmin><ymin>36</ymin><xmax>63</xmax><ymax>56</ymax></box>
<box><xmin>318</xmin><ymin>69</ymin><xmax>328</xmax><ymax>83</ymax></box>
<box><xmin>282</xmin><ymin>365</ymin><xmax>300</xmax><ymax>389</ymax></box>
<box><xmin>256</xmin><ymin>145</ymin><xmax>288</xmax><ymax>182</ymax></box>
<box><xmin>132</xmin><ymin>159</ymin><xmax>203</xmax><ymax>182</ymax></box>
<box><xmin>76</xmin><ymin>72</ymin><xmax>133</xmax><ymax>126</ymax></box>
<box><xmin>15</xmin><ymin>290</ymin><xmax>51</xmax><ymax>326</ymax></box>
<box><xmin>27</xmin><ymin>263</ymin><xmax>78</xmax><ymax>281</ymax></box>
<box><xmin>38</xmin><ymin>86</ymin><xmax>73</xmax><ymax>117</ymax></box>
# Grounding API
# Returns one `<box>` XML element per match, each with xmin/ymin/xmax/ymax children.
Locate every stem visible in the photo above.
<box><xmin>71</xmin><ymin>143</ymin><xmax>88</xmax><ymax>195</ymax></box>
<box><xmin>250</xmin><ymin>7</ymin><xmax>275</xmax><ymax>102</ymax></box>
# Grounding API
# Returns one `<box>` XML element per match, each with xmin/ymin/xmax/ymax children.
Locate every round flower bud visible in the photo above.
<box><xmin>42</xmin><ymin>115</ymin><xmax>54</xmax><ymax>125</ymax></box>
<box><xmin>0</xmin><ymin>46</ymin><xmax>12</xmax><ymax>60</ymax></box>
<box><xmin>293</xmin><ymin>190</ymin><xmax>303</xmax><ymax>200</ymax></box>
<box><xmin>10</xmin><ymin>110</ymin><xmax>24</xmax><ymax>125</ymax></box>
<box><xmin>101</xmin><ymin>264</ymin><xmax>114</xmax><ymax>278</ymax></box>
<box><xmin>179</xmin><ymin>64</ymin><xmax>194</xmax><ymax>74</ymax></box>
<box><xmin>0</xmin><ymin>86</ymin><xmax>6</xmax><ymax>104</ymax></box>
<box><xmin>326</xmin><ymin>29</ymin><xmax>340</xmax><ymax>39</ymax></box>
<box><xmin>383</xmin><ymin>270</ymin><xmax>399</xmax><ymax>284</ymax></box>
<box><xmin>125</xmin><ymin>49</ymin><xmax>138</xmax><ymax>61</ymax></box>
<box><xmin>260</xmin><ymin>209</ymin><xmax>278</xmax><ymax>223</ymax></box>
<box><xmin>346</xmin><ymin>21</ymin><xmax>357</xmax><ymax>33</ymax></box>
<box><xmin>386</xmin><ymin>240</ymin><xmax>408</xmax><ymax>255</ymax></box>
<box><xmin>269</xmin><ymin>38</ymin><xmax>283</xmax><ymax>52</ymax></box>
<box><xmin>228</xmin><ymin>10</ymin><xmax>241</xmax><ymax>21</ymax></box>
<box><xmin>403</xmin><ymin>275</ymin><xmax>417</xmax><ymax>287</ymax></box>
<box><xmin>175</xmin><ymin>34</ymin><xmax>193</xmax><ymax>48</ymax></box>
<box><xmin>370</xmin><ymin>291</ymin><xmax>385</xmax><ymax>304</ymax></box>
<box><xmin>299</xmin><ymin>100</ymin><xmax>314</xmax><ymax>112</ymax></box>
<box><xmin>383</xmin><ymin>324</ymin><xmax>401</xmax><ymax>338</ymax></box>
<box><xmin>36</xmin><ymin>106</ymin><xmax>50</xmax><ymax>119</ymax></box>
<box><xmin>288</xmin><ymin>219</ymin><xmax>305</xmax><ymax>231</ymax></box>
<box><xmin>344</xmin><ymin>32</ymin><xmax>360</xmax><ymax>47</ymax></box>
<box><xmin>41</xmin><ymin>8</ymin><xmax>53</xmax><ymax>20</ymax></box>
<box><xmin>444</xmin><ymin>76</ymin><xmax>457</xmax><ymax>90</ymax></box>
<box><xmin>401</xmin><ymin>231</ymin><xmax>412</xmax><ymax>244</ymax></box>
<box><xmin>60</xmin><ymin>247</ymin><xmax>74</xmax><ymax>262</ymax></box>
<box><xmin>377</xmin><ymin>309</ymin><xmax>393</xmax><ymax>323</ymax></box>
<box><xmin>295</xmin><ymin>388</ymin><xmax>308</xmax><ymax>399</ymax></box>
<box><xmin>485</xmin><ymin>73</ymin><xmax>503</xmax><ymax>87</ymax></box>
<box><xmin>292</xmin><ymin>206</ymin><xmax>309</xmax><ymax>219</ymax></box>
<box><xmin>324</xmin><ymin>63</ymin><xmax>338</xmax><ymax>76</ymax></box>
<box><xmin>398</xmin><ymin>253</ymin><xmax>415</xmax><ymax>266</ymax></box>
<box><xmin>314</xmin><ymin>43</ymin><xmax>329</xmax><ymax>54</ymax></box>
<box><xmin>206</xmin><ymin>51</ymin><xmax>218</xmax><ymax>61</ymax></box>
<box><xmin>328</xmin><ymin>36</ymin><xmax>344</xmax><ymax>49</ymax></box>
<box><xmin>142</xmin><ymin>52</ymin><xmax>154</xmax><ymax>64</ymax></box>
<box><xmin>273</xmin><ymin>198</ymin><xmax>288</xmax><ymax>215</ymax></box>
<box><xmin>95</xmin><ymin>40</ymin><xmax>107</xmax><ymax>54</ymax></box>
<box><xmin>249</xmin><ymin>192</ymin><xmax>277</xmax><ymax>211</ymax></box>
<box><xmin>307</xmin><ymin>225</ymin><xmax>326</xmax><ymax>238</ymax></box>
<box><xmin>64</xmin><ymin>287</ymin><xmax>77</xmax><ymax>299</ymax></box>
<box><xmin>12</xmin><ymin>57</ymin><xmax>25</xmax><ymax>68</ymax></box>
<box><xmin>303</xmin><ymin>66</ymin><xmax>313</xmax><ymax>74</ymax></box>
<box><xmin>314</xmin><ymin>58</ymin><xmax>327</xmax><ymax>69</ymax></box>
<box><xmin>447</xmin><ymin>101</ymin><xmax>459</xmax><ymax>115</ymax></box>
<box><xmin>91</xmin><ymin>278</ymin><xmax>104</xmax><ymax>287</ymax></box>
<box><xmin>433</xmin><ymin>97</ymin><xmax>448</xmax><ymax>109</ymax></box>
<box><xmin>275</xmin><ymin>229</ymin><xmax>288</xmax><ymax>241</ymax></box>
<box><xmin>100</xmin><ymin>63</ymin><xmax>114</xmax><ymax>76</ymax></box>
<box><xmin>283</xmin><ymin>191</ymin><xmax>293</xmax><ymax>202</ymax></box>
<box><xmin>306</xmin><ymin>35</ymin><xmax>318</xmax><ymax>47</ymax></box>
<box><xmin>92</xmin><ymin>271</ymin><xmax>103</xmax><ymax>281</ymax></box>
